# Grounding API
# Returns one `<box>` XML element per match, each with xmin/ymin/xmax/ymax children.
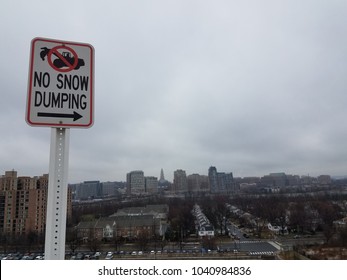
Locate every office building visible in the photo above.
<box><xmin>187</xmin><ymin>174</ymin><xmax>209</xmax><ymax>193</ymax></box>
<box><xmin>173</xmin><ymin>169</ymin><xmax>188</xmax><ymax>193</ymax></box>
<box><xmin>208</xmin><ymin>166</ymin><xmax>235</xmax><ymax>193</ymax></box>
<box><xmin>145</xmin><ymin>176</ymin><xmax>158</xmax><ymax>194</ymax></box>
<box><xmin>126</xmin><ymin>170</ymin><xmax>145</xmax><ymax>194</ymax></box>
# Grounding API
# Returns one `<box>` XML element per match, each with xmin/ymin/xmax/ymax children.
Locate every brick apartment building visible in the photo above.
<box><xmin>0</xmin><ymin>170</ymin><xmax>72</xmax><ymax>237</ymax></box>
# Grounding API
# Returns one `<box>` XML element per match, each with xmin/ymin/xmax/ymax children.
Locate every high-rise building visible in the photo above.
<box><xmin>208</xmin><ymin>166</ymin><xmax>235</xmax><ymax>193</ymax></box>
<box><xmin>72</xmin><ymin>180</ymin><xmax>102</xmax><ymax>200</ymax></box>
<box><xmin>208</xmin><ymin>166</ymin><xmax>219</xmax><ymax>193</ymax></box>
<box><xmin>187</xmin><ymin>174</ymin><xmax>209</xmax><ymax>193</ymax></box>
<box><xmin>126</xmin><ymin>170</ymin><xmax>145</xmax><ymax>194</ymax></box>
<box><xmin>145</xmin><ymin>176</ymin><xmax>158</xmax><ymax>193</ymax></box>
<box><xmin>317</xmin><ymin>175</ymin><xmax>331</xmax><ymax>185</ymax></box>
<box><xmin>0</xmin><ymin>170</ymin><xmax>72</xmax><ymax>236</ymax></box>
<box><xmin>102</xmin><ymin>181</ymin><xmax>122</xmax><ymax>197</ymax></box>
<box><xmin>261</xmin><ymin>173</ymin><xmax>287</xmax><ymax>187</ymax></box>
<box><xmin>173</xmin><ymin>169</ymin><xmax>188</xmax><ymax>193</ymax></box>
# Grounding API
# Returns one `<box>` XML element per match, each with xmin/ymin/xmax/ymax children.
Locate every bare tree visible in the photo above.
<box><xmin>66</xmin><ymin>227</ymin><xmax>82</xmax><ymax>254</ymax></box>
<box><xmin>0</xmin><ymin>232</ymin><xmax>8</xmax><ymax>253</ymax></box>
<box><xmin>137</xmin><ymin>229</ymin><xmax>150</xmax><ymax>251</ymax></box>
<box><xmin>338</xmin><ymin>227</ymin><xmax>347</xmax><ymax>248</ymax></box>
<box><xmin>87</xmin><ymin>228</ymin><xmax>101</xmax><ymax>253</ymax></box>
<box><xmin>289</xmin><ymin>201</ymin><xmax>307</xmax><ymax>233</ymax></box>
<box><xmin>201</xmin><ymin>236</ymin><xmax>217</xmax><ymax>250</ymax></box>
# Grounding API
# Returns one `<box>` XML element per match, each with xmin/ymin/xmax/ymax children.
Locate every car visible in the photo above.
<box><xmin>94</xmin><ymin>251</ymin><xmax>101</xmax><ymax>257</ymax></box>
<box><xmin>105</xmin><ymin>252</ymin><xmax>113</xmax><ymax>259</ymax></box>
<box><xmin>76</xmin><ymin>253</ymin><xmax>84</xmax><ymax>260</ymax></box>
<box><xmin>131</xmin><ymin>251</ymin><xmax>137</xmax><ymax>255</ymax></box>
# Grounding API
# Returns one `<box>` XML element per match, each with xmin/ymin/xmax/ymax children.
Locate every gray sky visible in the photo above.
<box><xmin>1</xmin><ymin>0</ymin><xmax>347</xmax><ymax>183</ymax></box>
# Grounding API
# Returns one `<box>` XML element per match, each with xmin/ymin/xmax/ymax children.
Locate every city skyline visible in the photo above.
<box><xmin>1</xmin><ymin>1</ymin><xmax>347</xmax><ymax>183</ymax></box>
<box><xmin>1</xmin><ymin>166</ymin><xmax>337</xmax><ymax>187</ymax></box>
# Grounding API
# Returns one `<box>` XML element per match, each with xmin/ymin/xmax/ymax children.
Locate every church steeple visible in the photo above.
<box><xmin>159</xmin><ymin>168</ymin><xmax>165</xmax><ymax>182</ymax></box>
<box><xmin>158</xmin><ymin>168</ymin><xmax>170</xmax><ymax>188</ymax></box>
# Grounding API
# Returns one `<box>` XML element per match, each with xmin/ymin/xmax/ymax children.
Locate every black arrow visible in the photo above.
<box><xmin>37</xmin><ymin>111</ymin><xmax>83</xmax><ymax>121</ymax></box>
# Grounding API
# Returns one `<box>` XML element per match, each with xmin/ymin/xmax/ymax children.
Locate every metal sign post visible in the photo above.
<box><xmin>26</xmin><ymin>37</ymin><xmax>94</xmax><ymax>260</ymax></box>
<box><xmin>44</xmin><ymin>127</ymin><xmax>70</xmax><ymax>260</ymax></box>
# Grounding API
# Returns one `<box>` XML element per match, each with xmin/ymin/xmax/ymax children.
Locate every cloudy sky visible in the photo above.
<box><xmin>1</xmin><ymin>0</ymin><xmax>347</xmax><ymax>183</ymax></box>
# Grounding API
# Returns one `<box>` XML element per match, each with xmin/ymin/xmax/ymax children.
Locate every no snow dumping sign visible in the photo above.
<box><xmin>26</xmin><ymin>37</ymin><xmax>94</xmax><ymax>128</ymax></box>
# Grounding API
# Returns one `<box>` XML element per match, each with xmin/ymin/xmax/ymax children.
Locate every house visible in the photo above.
<box><xmin>267</xmin><ymin>222</ymin><xmax>288</xmax><ymax>235</ymax></box>
<box><xmin>75</xmin><ymin>204</ymin><xmax>169</xmax><ymax>241</ymax></box>
<box><xmin>333</xmin><ymin>216</ymin><xmax>347</xmax><ymax>229</ymax></box>
<box><xmin>198</xmin><ymin>225</ymin><xmax>215</xmax><ymax>237</ymax></box>
<box><xmin>76</xmin><ymin>218</ymin><xmax>116</xmax><ymax>242</ymax></box>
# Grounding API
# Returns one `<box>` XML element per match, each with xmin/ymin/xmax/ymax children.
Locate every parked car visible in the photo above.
<box><xmin>105</xmin><ymin>252</ymin><xmax>113</xmax><ymax>260</ymax></box>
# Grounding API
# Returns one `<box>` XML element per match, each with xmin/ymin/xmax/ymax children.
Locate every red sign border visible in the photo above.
<box><xmin>26</xmin><ymin>37</ymin><xmax>94</xmax><ymax>128</ymax></box>
<box><xmin>48</xmin><ymin>45</ymin><xmax>79</xmax><ymax>73</ymax></box>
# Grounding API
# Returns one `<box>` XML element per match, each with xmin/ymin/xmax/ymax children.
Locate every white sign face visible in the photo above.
<box><xmin>26</xmin><ymin>37</ymin><xmax>94</xmax><ymax>128</ymax></box>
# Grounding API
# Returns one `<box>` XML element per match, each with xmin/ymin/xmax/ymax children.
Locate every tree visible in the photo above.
<box><xmin>137</xmin><ymin>229</ymin><xmax>150</xmax><ymax>251</ymax></box>
<box><xmin>66</xmin><ymin>227</ymin><xmax>82</xmax><ymax>254</ymax></box>
<box><xmin>112</xmin><ymin>234</ymin><xmax>124</xmax><ymax>252</ymax></box>
<box><xmin>201</xmin><ymin>236</ymin><xmax>217</xmax><ymax>250</ymax></box>
<box><xmin>87</xmin><ymin>228</ymin><xmax>101</xmax><ymax>253</ymax></box>
<box><xmin>322</xmin><ymin>224</ymin><xmax>335</xmax><ymax>244</ymax></box>
<box><xmin>313</xmin><ymin>200</ymin><xmax>341</xmax><ymax>227</ymax></box>
<box><xmin>201</xmin><ymin>195</ymin><xmax>230</xmax><ymax>236</ymax></box>
<box><xmin>289</xmin><ymin>201</ymin><xmax>307</xmax><ymax>233</ymax></box>
<box><xmin>337</xmin><ymin>227</ymin><xmax>347</xmax><ymax>248</ymax></box>
<box><xmin>168</xmin><ymin>198</ymin><xmax>195</xmax><ymax>240</ymax></box>
<box><xmin>213</xmin><ymin>196</ymin><xmax>230</xmax><ymax>236</ymax></box>
<box><xmin>0</xmin><ymin>232</ymin><xmax>8</xmax><ymax>253</ymax></box>
<box><xmin>26</xmin><ymin>231</ymin><xmax>39</xmax><ymax>252</ymax></box>
<box><xmin>252</xmin><ymin>197</ymin><xmax>274</xmax><ymax>237</ymax></box>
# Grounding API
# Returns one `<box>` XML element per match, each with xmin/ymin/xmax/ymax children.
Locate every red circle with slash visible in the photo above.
<box><xmin>47</xmin><ymin>45</ymin><xmax>79</xmax><ymax>72</ymax></box>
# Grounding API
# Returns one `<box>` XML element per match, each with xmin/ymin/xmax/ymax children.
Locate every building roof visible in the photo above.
<box><xmin>76</xmin><ymin>217</ymin><xmax>116</xmax><ymax>230</ymax></box>
<box><xmin>110</xmin><ymin>204</ymin><xmax>168</xmax><ymax>217</ymax></box>
<box><xmin>114</xmin><ymin>215</ymin><xmax>159</xmax><ymax>227</ymax></box>
<box><xmin>76</xmin><ymin>215</ymin><xmax>160</xmax><ymax>230</ymax></box>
